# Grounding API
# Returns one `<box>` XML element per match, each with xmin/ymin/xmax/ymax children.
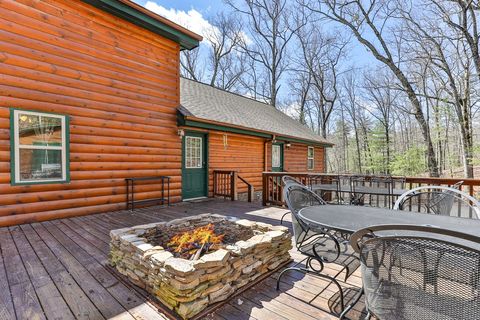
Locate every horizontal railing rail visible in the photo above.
<box><xmin>262</xmin><ymin>172</ymin><xmax>480</xmax><ymax>207</ymax></box>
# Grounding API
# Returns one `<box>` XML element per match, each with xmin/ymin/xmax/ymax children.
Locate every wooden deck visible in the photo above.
<box><xmin>0</xmin><ymin>199</ymin><xmax>365</xmax><ymax>320</ymax></box>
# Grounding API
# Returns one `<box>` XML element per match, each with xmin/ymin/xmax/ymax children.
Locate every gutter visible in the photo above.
<box><xmin>81</xmin><ymin>0</ymin><xmax>202</xmax><ymax>50</ymax></box>
<box><xmin>177</xmin><ymin>113</ymin><xmax>334</xmax><ymax>148</ymax></box>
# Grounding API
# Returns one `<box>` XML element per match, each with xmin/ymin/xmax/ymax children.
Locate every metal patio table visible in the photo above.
<box><xmin>299</xmin><ymin>205</ymin><xmax>480</xmax><ymax>241</ymax></box>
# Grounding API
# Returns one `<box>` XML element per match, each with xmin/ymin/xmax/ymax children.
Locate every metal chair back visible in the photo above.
<box><xmin>281</xmin><ymin>175</ymin><xmax>303</xmax><ymax>187</ymax></box>
<box><xmin>283</xmin><ymin>183</ymin><xmax>326</xmax><ymax>241</ymax></box>
<box><xmin>394</xmin><ymin>185</ymin><xmax>480</xmax><ymax>219</ymax></box>
<box><xmin>391</xmin><ymin>176</ymin><xmax>406</xmax><ymax>190</ymax></box>
<box><xmin>350</xmin><ymin>224</ymin><xmax>480</xmax><ymax>320</ymax></box>
<box><xmin>283</xmin><ymin>183</ymin><xmax>340</xmax><ymax>264</ymax></box>
<box><xmin>351</xmin><ymin>175</ymin><xmax>367</xmax><ymax>205</ymax></box>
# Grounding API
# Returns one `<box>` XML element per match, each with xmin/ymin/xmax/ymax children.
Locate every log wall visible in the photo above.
<box><xmin>208</xmin><ymin>131</ymin><xmax>265</xmax><ymax>194</ymax></box>
<box><xmin>0</xmin><ymin>0</ymin><xmax>182</xmax><ymax>226</ymax></box>
<box><xmin>265</xmin><ymin>142</ymin><xmax>325</xmax><ymax>173</ymax></box>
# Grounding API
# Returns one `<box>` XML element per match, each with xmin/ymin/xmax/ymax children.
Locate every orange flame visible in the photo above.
<box><xmin>167</xmin><ymin>223</ymin><xmax>224</xmax><ymax>258</ymax></box>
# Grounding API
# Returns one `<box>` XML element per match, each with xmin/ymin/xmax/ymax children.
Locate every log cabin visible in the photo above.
<box><xmin>178</xmin><ymin>78</ymin><xmax>333</xmax><ymax>201</ymax></box>
<box><xmin>0</xmin><ymin>0</ymin><xmax>331</xmax><ymax>226</ymax></box>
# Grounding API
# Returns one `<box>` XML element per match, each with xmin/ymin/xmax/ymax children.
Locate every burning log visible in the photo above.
<box><xmin>166</xmin><ymin>223</ymin><xmax>225</xmax><ymax>259</ymax></box>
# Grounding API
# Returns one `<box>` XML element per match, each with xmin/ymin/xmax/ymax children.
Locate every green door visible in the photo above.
<box><xmin>182</xmin><ymin>132</ymin><xmax>208</xmax><ymax>200</ymax></box>
<box><xmin>271</xmin><ymin>143</ymin><xmax>284</xmax><ymax>172</ymax></box>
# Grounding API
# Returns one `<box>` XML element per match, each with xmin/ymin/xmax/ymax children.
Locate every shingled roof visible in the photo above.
<box><xmin>179</xmin><ymin>78</ymin><xmax>333</xmax><ymax>146</ymax></box>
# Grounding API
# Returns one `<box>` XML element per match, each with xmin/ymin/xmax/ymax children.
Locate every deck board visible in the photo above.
<box><xmin>1</xmin><ymin>199</ymin><xmax>365</xmax><ymax>320</ymax></box>
<box><xmin>9</xmin><ymin>226</ymin><xmax>75</xmax><ymax>320</ymax></box>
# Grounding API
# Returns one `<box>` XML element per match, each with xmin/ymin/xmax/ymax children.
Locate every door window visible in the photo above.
<box><xmin>185</xmin><ymin>136</ymin><xmax>202</xmax><ymax>168</ymax></box>
<box><xmin>272</xmin><ymin>144</ymin><xmax>281</xmax><ymax>168</ymax></box>
<box><xmin>307</xmin><ymin>146</ymin><xmax>315</xmax><ymax>170</ymax></box>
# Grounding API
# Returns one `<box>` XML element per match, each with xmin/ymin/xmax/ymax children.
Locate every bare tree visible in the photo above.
<box><xmin>226</xmin><ymin>0</ymin><xmax>300</xmax><ymax>108</ymax></box>
<box><xmin>181</xmin><ymin>47</ymin><xmax>203</xmax><ymax>81</ymax></box>
<box><xmin>180</xmin><ymin>12</ymin><xmax>245</xmax><ymax>90</ymax></box>
<box><xmin>341</xmin><ymin>72</ymin><xmax>364</xmax><ymax>173</ymax></box>
<box><xmin>206</xmin><ymin>13</ymin><xmax>246</xmax><ymax>90</ymax></box>
<box><xmin>430</xmin><ymin>0</ymin><xmax>480</xmax><ymax>81</ymax></box>
<box><xmin>363</xmin><ymin>71</ymin><xmax>399</xmax><ymax>174</ymax></box>
<box><xmin>402</xmin><ymin>3</ymin><xmax>476</xmax><ymax>177</ymax></box>
<box><xmin>303</xmin><ymin>0</ymin><xmax>441</xmax><ymax>176</ymax></box>
<box><xmin>296</xmin><ymin>22</ymin><xmax>348</xmax><ymax>138</ymax></box>
<box><xmin>288</xmin><ymin>69</ymin><xmax>312</xmax><ymax>125</ymax></box>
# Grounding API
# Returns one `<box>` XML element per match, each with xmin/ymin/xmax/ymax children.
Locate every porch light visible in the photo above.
<box><xmin>177</xmin><ymin>129</ymin><xmax>185</xmax><ymax>138</ymax></box>
<box><xmin>285</xmin><ymin>142</ymin><xmax>291</xmax><ymax>148</ymax></box>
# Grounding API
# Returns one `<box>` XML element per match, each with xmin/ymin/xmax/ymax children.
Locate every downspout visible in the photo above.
<box><xmin>264</xmin><ymin>136</ymin><xmax>274</xmax><ymax>171</ymax></box>
<box><xmin>264</xmin><ymin>140</ymin><xmax>269</xmax><ymax>171</ymax></box>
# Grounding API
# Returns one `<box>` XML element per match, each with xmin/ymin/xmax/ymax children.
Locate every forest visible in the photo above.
<box><xmin>176</xmin><ymin>0</ymin><xmax>480</xmax><ymax>178</ymax></box>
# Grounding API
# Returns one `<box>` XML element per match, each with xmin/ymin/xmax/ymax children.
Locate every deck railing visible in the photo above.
<box><xmin>213</xmin><ymin>170</ymin><xmax>254</xmax><ymax>202</ymax></box>
<box><xmin>262</xmin><ymin>172</ymin><xmax>480</xmax><ymax>207</ymax></box>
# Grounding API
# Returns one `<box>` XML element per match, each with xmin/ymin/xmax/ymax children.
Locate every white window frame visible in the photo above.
<box><xmin>307</xmin><ymin>146</ymin><xmax>315</xmax><ymax>170</ymax></box>
<box><xmin>12</xmin><ymin>109</ymin><xmax>68</xmax><ymax>184</ymax></box>
<box><xmin>185</xmin><ymin>136</ymin><xmax>203</xmax><ymax>169</ymax></box>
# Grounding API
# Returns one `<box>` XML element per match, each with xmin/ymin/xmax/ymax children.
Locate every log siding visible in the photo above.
<box><xmin>265</xmin><ymin>142</ymin><xmax>325</xmax><ymax>173</ymax></box>
<box><xmin>0</xmin><ymin>0</ymin><xmax>182</xmax><ymax>226</ymax></box>
<box><xmin>183</xmin><ymin>128</ymin><xmax>326</xmax><ymax>196</ymax></box>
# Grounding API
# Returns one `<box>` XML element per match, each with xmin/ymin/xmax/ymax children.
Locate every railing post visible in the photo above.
<box><xmin>262</xmin><ymin>173</ymin><xmax>268</xmax><ymax>206</ymax></box>
<box><xmin>213</xmin><ymin>171</ymin><xmax>217</xmax><ymax>197</ymax></box>
<box><xmin>248</xmin><ymin>185</ymin><xmax>254</xmax><ymax>202</ymax></box>
<box><xmin>231</xmin><ymin>171</ymin><xmax>238</xmax><ymax>201</ymax></box>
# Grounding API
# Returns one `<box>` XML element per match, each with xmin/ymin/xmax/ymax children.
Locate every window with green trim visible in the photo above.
<box><xmin>307</xmin><ymin>146</ymin><xmax>314</xmax><ymax>170</ymax></box>
<box><xmin>11</xmin><ymin>109</ymin><xmax>69</xmax><ymax>184</ymax></box>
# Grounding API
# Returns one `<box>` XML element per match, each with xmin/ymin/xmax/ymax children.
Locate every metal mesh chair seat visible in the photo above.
<box><xmin>362</xmin><ymin>279</ymin><xmax>480</xmax><ymax>320</ymax></box>
<box><xmin>351</xmin><ymin>225</ymin><xmax>480</xmax><ymax>320</ymax></box>
<box><xmin>383</xmin><ymin>238</ymin><xmax>479</xmax><ymax>287</ymax></box>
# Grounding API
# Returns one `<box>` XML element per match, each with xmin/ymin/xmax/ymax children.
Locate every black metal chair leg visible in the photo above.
<box><xmin>280</xmin><ymin>211</ymin><xmax>290</xmax><ymax>225</ymax></box>
<box><xmin>338</xmin><ymin>287</ymin><xmax>364</xmax><ymax>320</ymax></box>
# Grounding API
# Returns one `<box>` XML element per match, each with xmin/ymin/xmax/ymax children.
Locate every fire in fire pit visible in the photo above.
<box><xmin>166</xmin><ymin>223</ymin><xmax>225</xmax><ymax>260</ymax></box>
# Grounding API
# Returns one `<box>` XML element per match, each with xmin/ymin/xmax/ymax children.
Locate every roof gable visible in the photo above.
<box><xmin>179</xmin><ymin>78</ymin><xmax>332</xmax><ymax>146</ymax></box>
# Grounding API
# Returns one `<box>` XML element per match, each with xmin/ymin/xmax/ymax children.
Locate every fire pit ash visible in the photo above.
<box><xmin>109</xmin><ymin>214</ymin><xmax>292</xmax><ymax>319</ymax></box>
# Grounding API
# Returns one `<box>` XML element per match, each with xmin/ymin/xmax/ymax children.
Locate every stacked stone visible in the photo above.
<box><xmin>109</xmin><ymin>214</ymin><xmax>292</xmax><ymax>319</ymax></box>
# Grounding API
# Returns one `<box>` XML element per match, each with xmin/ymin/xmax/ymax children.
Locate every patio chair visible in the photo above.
<box><xmin>394</xmin><ymin>184</ymin><xmax>480</xmax><ymax>219</ymax></box>
<box><xmin>351</xmin><ymin>175</ymin><xmax>367</xmax><ymax>205</ymax></box>
<box><xmin>335</xmin><ymin>175</ymin><xmax>353</xmax><ymax>204</ymax></box>
<box><xmin>281</xmin><ymin>175</ymin><xmax>302</xmax><ymax>186</ymax></box>
<box><xmin>276</xmin><ymin>183</ymin><xmax>361</xmax><ymax>313</ymax></box>
<box><xmin>368</xmin><ymin>175</ymin><xmax>393</xmax><ymax>208</ymax></box>
<box><xmin>280</xmin><ymin>175</ymin><xmax>304</xmax><ymax>225</ymax></box>
<box><xmin>310</xmin><ymin>174</ymin><xmax>340</xmax><ymax>203</ymax></box>
<box><xmin>391</xmin><ymin>176</ymin><xmax>406</xmax><ymax>189</ymax></box>
<box><xmin>347</xmin><ymin>224</ymin><xmax>480</xmax><ymax>320</ymax></box>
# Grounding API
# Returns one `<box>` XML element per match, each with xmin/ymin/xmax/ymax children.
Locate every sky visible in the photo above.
<box><xmin>133</xmin><ymin>0</ymin><xmax>375</xmax><ymax>66</ymax></box>
<box><xmin>132</xmin><ymin>0</ymin><xmax>376</xmax><ymax>113</ymax></box>
<box><xmin>134</xmin><ymin>0</ymin><xmax>220</xmax><ymax>28</ymax></box>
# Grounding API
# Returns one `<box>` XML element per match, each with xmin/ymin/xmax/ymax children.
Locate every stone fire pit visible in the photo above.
<box><xmin>109</xmin><ymin>214</ymin><xmax>292</xmax><ymax>319</ymax></box>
